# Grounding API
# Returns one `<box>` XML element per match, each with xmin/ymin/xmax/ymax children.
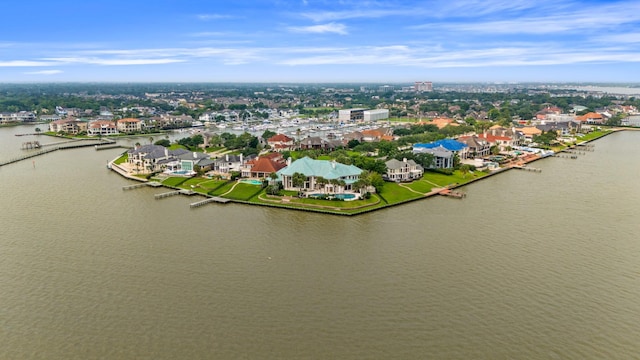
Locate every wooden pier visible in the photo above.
<box><xmin>122</xmin><ymin>183</ymin><xmax>148</xmax><ymax>190</ymax></box>
<box><xmin>438</xmin><ymin>189</ymin><xmax>466</xmax><ymax>199</ymax></box>
<box><xmin>554</xmin><ymin>154</ymin><xmax>578</xmax><ymax>159</ymax></box>
<box><xmin>190</xmin><ymin>197</ymin><xmax>230</xmax><ymax>208</ymax></box>
<box><xmin>512</xmin><ymin>165</ymin><xmax>542</xmax><ymax>172</ymax></box>
<box><xmin>21</xmin><ymin>141</ymin><xmax>41</xmax><ymax>149</ymax></box>
<box><xmin>122</xmin><ymin>181</ymin><xmax>163</xmax><ymax>190</ymax></box>
<box><xmin>155</xmin><ymin>189</ymin><xmax>195</xmax><ymax>199</ymax></box>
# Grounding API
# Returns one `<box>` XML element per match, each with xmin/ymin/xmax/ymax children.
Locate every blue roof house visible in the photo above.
<box><xmin>277</xmin><ymin>157</ymin><xmax>364</xmax><ymax>193</ymax></box>
<box><xmin>413</xmin><ymin>139</ymin><xmax>468</xmax><ymax>169</ymax></box>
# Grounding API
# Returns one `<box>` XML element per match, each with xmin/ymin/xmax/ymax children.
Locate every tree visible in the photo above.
<box><xmin>155</xmin><ymin>139</ymin><xmax>171</xmax><ymax>147</ymax></box>
<box><xmin>315</xmin><ymin>176</ymin><xmax>328</xmax><ymax>192</ymax></box>
<box><xmin>269</xmin><ymin>172</ymin><xmax>279</xmax><ymax>185</ymax></box>
<box><xmin>262</xmin><ymin>129</ymin><xmax>276</xmax><ymax>140</ymax></box>
<box><xmin>292</xmin><ymin>172</ymin><xmax>307</xmax><ymax>190</ymax></box>
<box><xmin>459</xmin><ymin>164</ymin><xmax>472</xmax><ymax>178</ymax></box>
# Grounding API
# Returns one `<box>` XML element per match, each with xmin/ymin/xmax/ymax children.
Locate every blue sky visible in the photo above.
<box><xmin>1</xmin><ymin>0</ymin><xmax>640</xmax><ymax>83</ymax></box>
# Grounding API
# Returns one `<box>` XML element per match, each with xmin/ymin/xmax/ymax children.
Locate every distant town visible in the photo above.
<box><xmin>3</xmin><ymin>82</ymin><xmax>639</xmax><ymax>214</ymax></box>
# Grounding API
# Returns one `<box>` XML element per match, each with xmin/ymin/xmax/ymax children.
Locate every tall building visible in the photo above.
<box><xmin>339</xmin><ymin>108</ymin><xmax>365</xmax><ymax>122</ymax></box>
<box><xmin>414</xmin><ymin>81</ymin><xmax>433</xmax><ymax>92</ymax></box>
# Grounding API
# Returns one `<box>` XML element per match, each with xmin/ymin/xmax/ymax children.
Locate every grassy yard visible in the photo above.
<box><xmin>220</xmin><ymin>183</ymin><xmax>264</xmax><ymax>200</ymax></box>
<box><xmin>114</xmin><ymin>153</ymin><xmax>128</xmax><ymax>165</ymax></box>
<box><xmin>162</xmin><ymin>176</ymin><xmax>189</xmax><ymax>187</ymax></box>
<box><xmin>577</xmin><ymin>130</ymin><xmax>612</xmax><ymax>142</ymax></box>
<box><xmin>378</xmin><ymin>182</ymin><xmax>424</xmax><ymax>203</ymax></box>
<box><xmin>404</xmin><ymin>180</ymin><xmax>435</xmax><ymax>193</ymax></box>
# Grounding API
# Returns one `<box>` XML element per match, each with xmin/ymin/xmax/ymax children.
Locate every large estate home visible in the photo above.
<box><xmin>575</xmin><ymin>112</ymin><xmax>604</xmax><ymax>124</ymax></box>
<box><xmin>88</xmin><ymin>120</ymin><xmax>118</xmax><ymax>136</ymax></box>
<box><xmin>242</xmin><ymin>153</ymin><xmax>287</xmax><ymax>178</ymax></box>
<box><xmin>413</xmin><ymin>139</ymin><xmax>468</xmax><ymax>168</ymax></box>
<box><xmin>127</xmin><ymin>144</ymin><xmax>211</xmax><ymax>174</ymax></box>
<box><xmin>457</xmin><ymin>135</ymin><xmax>491</xmax><ymax>158</ymax></box>
<box><xmin>116</xmin><ymin>118</ymin><xmax>143</xmax><ymax>133</ymax></box>
<box><xmin>384</xmin><ymin>158</ymin><xmax>424</xmax><ymax>182</ymax></box>
<box><xmin>49</xmin><ymin>118</ymin><xmax>88</xmax><ymax>135</ymax></box>
<box><xmin>266</xmin><ymin>133</ymin><xmax>295</xmax><ymax>152</ymax></box>
<box><xmin>298</xmin><ymin>136</ymin><xmax>342</xmax><ymax>151</ymax></box>
<box><xmin>276</xmin><ymin>157</ymin><xmax>364</xmax><ymax>193</ymax></box>
<box><xmin>211</xmin><ymin>154</ymin><xmax>255</xmax><ymax>178</ymax></box>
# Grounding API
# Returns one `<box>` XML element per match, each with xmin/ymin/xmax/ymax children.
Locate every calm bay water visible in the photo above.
<box><xmin>1</xmin><ymin>125</ymin><xmax>640</xmax><ymax>359</ymax></box>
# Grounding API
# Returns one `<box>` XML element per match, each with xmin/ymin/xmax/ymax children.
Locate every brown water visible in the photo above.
<box><xmin>1</xmin><ymin>126</ymin><xmax>640</xmax><ymax>359</ymax></box>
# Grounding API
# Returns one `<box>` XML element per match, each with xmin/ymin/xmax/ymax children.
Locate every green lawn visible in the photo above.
<box><xmin>162</xmin><ymin>176</ymin><xmax>189</xmax><ymax>187</ymax></box>
<box><xmin>220</xmin><ymin>183</ymin><xmax>263</xmax><ymax>200</ymax></box>
<box><xmin>404</xmin><ymin>180</ymin><xmax>434</xmax><ymax>193</ymax></box>
<box><xmin>114</xmin><ymin>153</ymin><xmax>128</xmax><ymax>165</ymax></box>
<box><xmin>378</xmin><ymin>182</ymin><xmax>424</xmax><ymax>203</ymax></box>
<box><xmin>422</xmin><ymin>170</ymin><xmax>487</xmax><ymax>187</ymax></box>
<box><xmin>209</xmin><ymin>181</ymin><xmax>237</xmax><ymax>196</ymax></box>
<box><xmin>577</xmin><ymin>130</ymin><xmax>612</xmax><ymax>142</ymax></box>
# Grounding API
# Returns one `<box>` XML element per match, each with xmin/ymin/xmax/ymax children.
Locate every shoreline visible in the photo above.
<box><xmin>109</xmin><ymin>129</ymin><xmax>618</xmax><ymax>216</ymax></box>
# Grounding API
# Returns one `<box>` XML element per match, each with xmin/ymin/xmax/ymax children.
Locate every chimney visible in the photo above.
<box><xmin>193</xmin><ymin>151</ymin><xmax>197</xmax><ymax>159</ymax></box>
<box><xmin>403</xmin><ymin>158</ymin><xmax>407</xmax><ymax>163</ymax></box>
<box><xmin>240</xmin><ymin>153</ymin><xmax>243</xmax><ymax>164</ymax></box>
<box><xmin>287</xmin><ymin>157</ymin><xmax>292</xmax><ymax>166</ymax></box>
<box><xmin>164</xmin><ymin>148</ymin><xmax>168</xmax><ymax>157</ymax></box>
<box><xmin>225</xmin><ymin>154</ymin><xmax>229</xmax><ymax>161</ymax></box>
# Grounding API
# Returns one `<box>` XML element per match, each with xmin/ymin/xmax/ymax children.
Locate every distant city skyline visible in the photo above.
<box><xmin>2</xmin><ymin>0</ymin><xmax>640</xmax><ymax>83</ymax></box>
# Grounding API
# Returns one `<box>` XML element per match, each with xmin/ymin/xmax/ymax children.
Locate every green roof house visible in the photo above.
<box><xmin>277</xmin><ymin>156</ymin><xmax>363</xmax><ymax>193</ymax></box>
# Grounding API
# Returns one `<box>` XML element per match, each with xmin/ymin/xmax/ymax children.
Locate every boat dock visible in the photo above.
<box><xmin>554</xmin><ymin>154</ymin><xmax>578</xmax><ymax>159</ymax></box>
<box><xmin>190</xmin><ymin>197</ymin><xmax>230</xmax><ymax>208</ymax></box>
<box><xmin>155</xmin><ymin>189</ymin><xmax>195</xmax><ymax>199</ymax></box>
<box><xmin>512</xmin><ymin>165</ymin><xmax>542</xmax><ymax>172</ymax></box>
<box><xmin>122</xmin><ymin>182</ymin><xmax>162</xmax><ymax>190</ymax></box>
<box><xmin>438</xmin><ymin>189</ymin><xmax>466</xmax><ymax>199</ymax></box>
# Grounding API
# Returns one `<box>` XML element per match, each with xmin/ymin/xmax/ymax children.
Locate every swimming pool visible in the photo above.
<box><xmin>308</xmin><ymin>193</ymin><xmax>359</xmax><ymax>200</ymax></box>
<box><xmin>240</xmin><ymin>179</ymin><xmax>263</xmax><ymax>185</ymax></box>
<box><xmin>334</xmin><ymin>193</ymin><xmax>357</xmax><ymax>200</ymax></box>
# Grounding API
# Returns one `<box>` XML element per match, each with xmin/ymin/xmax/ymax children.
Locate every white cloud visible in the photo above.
<box><xmin>0</xmin><ymin>60</ymin><xmax>57</xmax><ymax>67</ymax></box>
<box><xmin>196</xmin><ymin>13</ymin><xmax>235</xmax><ymax>21</ymax></box>
<box><xmin>44</xmin><ymin>57</ymin><xmax>185</xmax><ymax>66</ymax></box>
<box><xmin>288</xmin><ymin>22</ymin><xmax>348</xmax><ymax>35</ymax></box>
<box><xmin>24</xmin><ymin>69</ymin><xmax>63</xmax><ymax>75</ymax></box>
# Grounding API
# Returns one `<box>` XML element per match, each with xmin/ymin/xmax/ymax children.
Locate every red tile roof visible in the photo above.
<box><xmin>250</xmin><ymin>157</ymin><xmax>286</xmax><ymax>174</ymax></box>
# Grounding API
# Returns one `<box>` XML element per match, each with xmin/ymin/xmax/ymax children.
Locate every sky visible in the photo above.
<box><xmin>1</xmin><ymin>0</ymin><xmax>640</xmax><ymax>83</ymax></box>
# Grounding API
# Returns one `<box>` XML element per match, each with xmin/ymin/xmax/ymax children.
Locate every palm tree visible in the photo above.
<box><xmin>269</xmin><ymin>172</ymin><xmax>278</xmax><ymax>185</ymax></box>
<box><xmin>315</xmin><ymin>176</ymin><xmax>327</xmax><ymax>193</ymax></box>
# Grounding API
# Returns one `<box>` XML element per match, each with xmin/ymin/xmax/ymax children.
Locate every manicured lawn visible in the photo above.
<box><xmin>378</xmin><ymin>182</ymin><xmax>424</xmax><ymax>203</ymax></box>
<box><xmin>220</xmin><ymin>183</ymin><xmax>263</xmax><ymax>200</ymax></box>
<box><xmin>422</xmin><ymin>170</ymin><xmax>487</xmax><ymax>187</ymax></box>
<box><xmin>209</xmin><ymin>181</ymin><xmax>237</xmax><ymax>196</ymax></box>
<box><xmin>114</xmin><ymin>153</ymin><xmax>128</xmax><ymax>165</ymax></box>
<box><xmin>162</xmin><ymin>176</ymin><xmax>188</xmax><ymax>187</ymax></box>
<box><xmin>577</xmin><ymin>130</ymin><xmax>611</xmax><ymax>142</ymax></box>
<box><xmin>405</xmin><ymin>180</ymin><xmax>434</xmax><ymax>193</ymax></box>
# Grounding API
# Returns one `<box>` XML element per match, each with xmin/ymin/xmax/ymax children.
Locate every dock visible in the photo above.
<box><xmin>122</xmin><ymin>182</ymin><xmax>162</xmax><ymax>190</ymax></box>
<box><xmin>438</xmin><ymin>189</ymin><xmax>466</xmax><ymax>199</ymax></box>
<box><xmin>122</xmin><ymin>183</ymin><xmax>148</xmax><ymax>190</ymax></box>
<box><xmin>155</xmin><ymin>189</ymin><xmax>195</xmax><ymax>199</ymax></box>
<box><xmin>512</xmin><ymin>165</ymin><xmax>542</xmax><ymax>172</ymax></box>
<box><xmin>553</xmin><ymin>154</ymin><xmax>578</xmax><ymax>159</ymax></box>
<box><xmin>190</xmin><ymin>197</ymin><xmax>230</xmax><ymax>208</ymax></box>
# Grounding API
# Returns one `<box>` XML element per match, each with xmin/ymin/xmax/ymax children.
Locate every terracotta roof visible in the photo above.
<box><xmin>117</xmin><ymin>118</ymin><xmax>140</xmax><ymax>123</ymax></box>
<box><xmin>251</xmin><ymin>157</ymin><xmax>287</xmax><ymax>174</ymax></box>
<box><xmin>267</xmin><ymin>133</ymin><xmax>294</xmax><ymax>142</ymax></box>
<box><xmin>576</xmin><ymin>112</ymin><xmax>603</xmax><ymax>121</ymax></box>
<box><xmin>478</xmin><ymin>133</ymin><xmax>511</xmax><ymax>142</ymax></box>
